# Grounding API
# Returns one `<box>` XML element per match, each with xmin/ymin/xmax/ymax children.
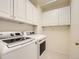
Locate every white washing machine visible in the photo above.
<box><xmin>0</xmin><ymin>32</ymin><xmax>38</xmax><ymax>59</ymax></box>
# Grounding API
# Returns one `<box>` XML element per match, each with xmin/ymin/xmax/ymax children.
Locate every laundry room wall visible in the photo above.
<box><xmin>42</xmin><ymin>25</ymin><xmax>70</xmax><ymax>59</ymax></box>
<box><xmin>0</xmin><ymin>20</ymin><xmax>34</xmax><ymax>32</ymax></box>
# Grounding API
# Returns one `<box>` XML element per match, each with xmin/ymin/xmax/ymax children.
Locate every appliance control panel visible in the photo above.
<box><xmin>0</xmin><ymin>32</ymin><xmax>23</xmax><ymax>39</ymax></box>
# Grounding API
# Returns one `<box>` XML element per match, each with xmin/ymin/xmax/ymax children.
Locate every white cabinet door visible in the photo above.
<box><xmin>58</xmin><ymin>6</ymin><xmax>70</xmax><ymax>25</ymax></box>
<box><xmin>70</xmin><ymin>0</ymin><xmax>79</xmax><ymax>59</ymax></box>
<box><xmin>25</xmin><ymin>0</ymin><xmax>33</xmax><ymax>24</ymax></box>
<box><xmin>32</xmin><ymin>4</ymin><xmax>39</xmax><ymax>25</ymax></box>
<box><xmin>0</xmin><ymin>0</ymin><xmax>13</xmax><ymax>18</ymax></box>
<box><xmin>14</xmin><ymin>0</ymin><xmax>25</xmax><ymax>22</ymax></box>
<box><xmin>26</xmin><ymin>0</ymin><xmax>39</xmax><ymax>25</ymax></box>
<box><xmin>42</xmin><ymin>6</ymin><xmax>70</xmax><ymax>26</ymax></box>
<box><xmin>43</xmin><ymin>9</ymin><xmax>58</xmax><ymax>26</ymax></box>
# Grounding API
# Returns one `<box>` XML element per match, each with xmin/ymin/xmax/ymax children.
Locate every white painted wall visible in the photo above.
<box><xmin>0</xmin><ymin>20</ymin><xmax>34</xmax><ymax>32</ymax></box>
<box><xmin>42</xmin><ymin>26</ymin><xmax>70</xmax><ymax>59</ymax></box>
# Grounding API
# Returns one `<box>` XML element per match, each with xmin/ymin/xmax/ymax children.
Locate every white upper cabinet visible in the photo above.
<box><xmin>14</xmin><ymin>0</ymin><xmax>26</xmax><ymax>22</ymax></box>
<box><xmin>58</xmin><ymin>6</ymin><xmax>70</xmax><ymax>25</ymax></box>
<box><xmin>0</xmin><ymin>0</ymin><xmax>13</xmax><ymax>19</ymax></box>
<box><xmin>25</xmin><ymin>0</ymin><xmax>33</xmax><ymax>24</ymax></box>
<box><xmin>32</xmin><ymin>4</ymin><xmax>39</xmax><ymax>25</ymax></box>
<box><xmin>42</xmin><ymin>6</ymin><xmax>70</xmax><ymax>26</ymax></box>
<box><xmin>25</xmin><ymin>0</ymin><xmax>39</xmax><ymax>25</ymax></box>
<box><xmin>42</xmin><ymin>9</ymin><xmax>58</xmax><ymax>26</ymax></box>
<box><xmin>0</xmin><ymin>0</ymin><xmax>39</xmax><ymax>25</ymax></box>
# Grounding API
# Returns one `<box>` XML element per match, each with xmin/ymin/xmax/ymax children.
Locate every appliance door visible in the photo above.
<box><xmin>39</xmin><ymin>39</ymin><xmax>46</xmax><ymax>56</ymax></box>
<box><xmin>2</xmin><ymin>41</ymin><xmax>38</xmax><ymax>59</ymax></box>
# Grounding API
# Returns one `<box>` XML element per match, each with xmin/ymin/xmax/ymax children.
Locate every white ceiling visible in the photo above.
<box><xmin>30</xmin><ymin>0</ymin><xmax>71</xmax><ymax>12</ymax></box>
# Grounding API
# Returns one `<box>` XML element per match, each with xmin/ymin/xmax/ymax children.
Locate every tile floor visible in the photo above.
<box><xmin>40</xmin><ymin>51</ymin><xmax>69</xmax><ymax>59</ymax></box>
